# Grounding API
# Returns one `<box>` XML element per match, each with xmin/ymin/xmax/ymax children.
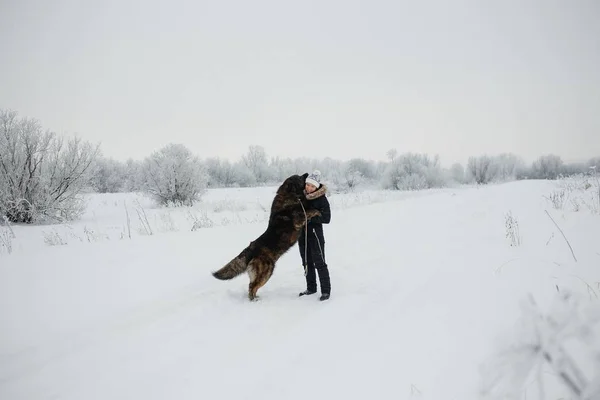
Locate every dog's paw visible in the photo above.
<box><xmin>309</xmin><ymin>210</ymin><xmax>321</xmax><ymax>218</ymax></box>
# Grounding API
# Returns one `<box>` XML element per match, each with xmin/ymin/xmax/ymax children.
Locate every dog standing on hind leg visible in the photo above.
<box><xmin>212</xmin><ymin>173</ymin><xmax>321</xmax><ymax>301</ymax></box>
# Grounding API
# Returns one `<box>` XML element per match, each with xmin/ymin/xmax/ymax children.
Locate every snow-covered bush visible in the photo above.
<box><xmin>562</xmin><ymin>162</ymin><xmax>589</xmax><ymax>177</ymax></box>
<box><xmin>122</xmin><ymin>159</ymin><xmax>143</xmax><ymax>192</ymax></box>
<box><xmin>465</xmin><ymin>153</ymin><xmax>525</xmax><ymax>184</ymax></box>
<box><xmin>449</xmin><ymin>163</ymin><xmax>466</xmax><ymax>184</ymax></box>
<box><xmin>531</xmin><ymin>154</ymin><xmax>564</xmax><ymax>180</ymax></box>
<box><xmin>494</xmin><ymin>153</ymin><xmax>526</xmax><ymax>182</ymax></box>
<box><xmin>545</xmin><ymin>189</ymin><xmax>568</xmax><ymax>210</ymax></box>
<box><xmin>341</xmin><ymin>169</ymin><xmax>364</xmax><ymax>191</ymax></box>
<box><xmin>241</xmin><ymin>145</ymin><xmax>275</xmax><ymax>185</ymax></box>
<box><xmin>268</xmin><ymin>156</ymin><xmax>298</xmax><ymax>184</ymax></box>
<box><xmin>204</xmin><ymin>157</ymin><xmax>260</xmax><ymax>188</ymax></box>
<box><xmin>205</xmin><ymin>158</ymin><xmax>230</xmax><ymax>188</ymax></box>
<box><xmin>552</xmin><ymin>172</ymin><xmax>600</xmax><ymax>214</ymax></box>
<box><xmin>467</xmin><ymin>155</ymin><xmax>497</xmax><ymax>184</ymax></box>
<box><xmin>316</xmin><ymin>157</ymin><xmax>344</xmax><ymax>181</ymax></box>
<box><xmin>382</xmin><ymin>152</ymin><xmax>445</xmax><ymax>190</ymax></box>
<box><xmin>139</xmin><ymin>143</ymin><xmax>208</xmax><ymax>206</ymax></box>
<box><xmin>230</xmin><ymin>162</ymin><xmax>258</xmax><ymax>187</ymax></box>
<box><xmin>346</xmin><ymin>158</ymin><xmax>377</xmax><ymax>181</ymax></box>
<box><xmin>0</xmin><ymin>109</ymin><xmax>99</xmax><ymax>223</ymax></box>
<box><xmin>90</xmin><ymin>156</ymin><xmax>127</xmax><ymax>193</ymax></box>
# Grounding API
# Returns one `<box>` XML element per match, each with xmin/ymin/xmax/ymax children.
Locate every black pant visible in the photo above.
<box><xmin>299</xmin><ymin>226</ymin><xmax>331</xmax><ymax>294</ymax></box>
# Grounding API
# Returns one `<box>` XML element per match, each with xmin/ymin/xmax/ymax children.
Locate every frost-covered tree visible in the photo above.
<box><xmin>122</xmin><ymin>158</ymin><xmax>142</xmax><ymax>191</ymax></box>
<box><xmin>204</xmin><ymin>154</ymin><xmax>305</xmax><ymax>188</ymax></box>
<box><xmin>449</xmin><ymin>162</ymin><xmax>466</xmax><ymax>184</ymax></box>
<box><xmin>374</xmin><ymin>160</ymin><xmax>388</xmax><ymax>182</ymax></box>
<box><xmin>423</xmin><ymin>154</ymin><xmax>445</xmax><ymax>188</ymax></box>
<box><xmin>382</xmin><ymin>152</ymin><xmax>445</xmax><ymax>190</ymax></box>
<box><xmin>562</xmin><ymin>162</ymin><xmax>588</xmax><ymax>177</ymax></box>
<box><xmin>204</xmin><ymin>157</ymin><xmax>245</xmax><ymax>187</ymax></box>
<box><xmin>531</xmin><ymin>154</ymin><xmax>564</xmax><ymax>180</ymax></box>
<box><xmin>0</xmin><ymin>109</ymin><xmax>99</xmax><ymax>223</ymax></box>
<box><xmin>90</xmin><ymin>156</ymin><xmax>127</xmax><ymax>193</ymax></box>
<box><xmin>269</xmin><ymin>157</ymin><xmax>298</xmax><ymax>182</ymax></box>
<box><xmin>467</xmin><ymin>155</ymin><xmax>497</xmax><ymax>184</ymax></box>
<box><xmin>494</xmin><ymin>153</ymin><xmax>526</xmax><ymax>182</ymax></box>
<box><xmin>231</xmin><ymin>161</ymin><xmax>257</xmax><ymax>187</ymax></box>
<box><xmin>347</xmin><ymin>158</ymin><xmax>377</xmax><ymax>181</ymax></box>
<box><xmin>314</xmin><ymin>157</ymin><xmax>342</xmax><ymax>180</ymax></box>
<box><xmin>329</xmin><ymin>158</ymin><xmax>377</xmax><ymax>191</ymax></box>
<box><xmin>139</xmin><ymin>143</ymin><xmax>208</xmax><ymax>206</ymax></box>
<box><xmin>386</xmin><ymin>148</ymin><xmax>398</xmax><ymax>163</ymax></box>
<box><xmin>241</xmin><ymin>145</ymin><xmax>275</xmax><ymax>184</ymax></box>
<box><xmin>295</xmin><ymin>157</ymin><xmax>316</xmax><ymax>174</ymax></box>
<box><xmin>342</xmin><ymin>169</ymin><xmax>364</xmax><ymax>190</ymax></box>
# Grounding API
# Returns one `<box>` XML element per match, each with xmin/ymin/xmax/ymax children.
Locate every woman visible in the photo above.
<box><xmin>298</xmin><ymin>170</ymin><xmax>332</xmax><ymax>301</ymax></box>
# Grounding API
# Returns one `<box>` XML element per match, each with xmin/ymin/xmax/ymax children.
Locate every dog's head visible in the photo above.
<box><xmin>277</xmin><ymin>173</ymin><xmax>309</xmax><ymax>197</ymax></box>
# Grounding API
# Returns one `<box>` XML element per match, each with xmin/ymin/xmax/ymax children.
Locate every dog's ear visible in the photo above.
<box><xmin>302</xmin><ymin>172</ymin><xmax>309</xmax><ymax>179</ymax></box>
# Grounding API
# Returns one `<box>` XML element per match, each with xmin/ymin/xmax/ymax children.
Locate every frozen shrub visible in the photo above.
<box><xmin>467</xmin><ymin>155</ymin><xmax>497</xmax><ymax>184</ymax></box>
<box><xmin>241</xmin><ymin>145</ymin><xmax>274</xmax><ymax>184</ymax></box>
<box><xmin>382</xmin><ymin>152</ymin><xmax>445</xmax><ymax>190</ymax></box>
<box><xmin>90</xmin><ymin>156</ymin><xmax>127</xmax><ymax>193</ymax></box>
<box><xmin>449</xmin><ymin>163</ymin><xmax>466</xmax><ymax>184</ymax></box>
<box><xmin>0</xmin><ymin>109</ymin><xmax>99</xmax><ymax>223</ymax></box>
<box><xmin>531</xmin><ymin>154</ymin><xmax>564</xmax><ymax>180</ymax></box>
<box><xmin>139</xmin><ymin>143</ymin><xmax>208</xmax><ymax>206</ymax></box>
<box><xmin>545</xmin><ymin>189</ymin><xmax>568</xmax><ymax>210</ymax></box>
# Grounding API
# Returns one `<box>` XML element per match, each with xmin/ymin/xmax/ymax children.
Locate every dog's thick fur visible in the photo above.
<box><xmin>212</xmin><ymin>173</ymin><xmax>321</xmax><ymax>301</ymax></box>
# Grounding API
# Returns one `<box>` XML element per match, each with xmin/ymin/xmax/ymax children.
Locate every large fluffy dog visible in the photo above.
<box><xmin>212</xmin><ymin>173</ymin><xmax>321</xmax><ymax>301</ymax></box>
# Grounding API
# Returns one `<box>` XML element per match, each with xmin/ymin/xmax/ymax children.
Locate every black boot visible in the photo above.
<box><xmin>299</xmin><ymin>289</ymin><xmax>316</xmax><ymax>297</ymax></box>
<box><xmin>319</xmin><ymin>293</ymin><xmax>330</xmax><ymax>301</ymax></box>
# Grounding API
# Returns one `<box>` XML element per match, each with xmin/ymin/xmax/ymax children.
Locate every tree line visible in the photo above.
<box><xmin>1</xmin><ymin>108</ymin><xmax>598</xmax><ymax>224</ymax></box>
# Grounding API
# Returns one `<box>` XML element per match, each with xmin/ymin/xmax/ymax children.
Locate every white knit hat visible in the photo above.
<box><xmin>305</xmin><ymin>170</ymin><xmax>321</xmax><ymax>187</ymax></box>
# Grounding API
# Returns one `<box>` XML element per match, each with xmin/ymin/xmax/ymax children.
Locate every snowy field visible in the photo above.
<box><xmin>1</xmin><ymin>177</ymin><xmax>599</xmax><ymax>399</ymax></box>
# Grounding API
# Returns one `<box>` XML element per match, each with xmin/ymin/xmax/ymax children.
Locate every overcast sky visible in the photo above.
<box><xmin>1</xmin><ymin>0</ymin><xmax>598</xmax><ymax>166</ymax></box>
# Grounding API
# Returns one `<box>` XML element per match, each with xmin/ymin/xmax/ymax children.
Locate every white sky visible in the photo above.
<box><xmin>1</xmin><ymin>0</ymin><xmax>599</xmax><ymax>166</ymax></box>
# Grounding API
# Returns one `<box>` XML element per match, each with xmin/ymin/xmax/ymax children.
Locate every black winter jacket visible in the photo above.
<box><xmin>299</xmin><ymin>184</ymin><xmax>330</xmax><ymax>263</ymax></box>
<box><xmin>305</xmin><ymin>190</ymin><xmax>331</xmax><ymax>234</ymax></box>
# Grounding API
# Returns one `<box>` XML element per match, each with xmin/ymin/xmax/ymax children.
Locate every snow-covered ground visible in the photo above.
<box><xmin>1</xmin><ymin>177</ymin><xmax>599</xmax><ymax>399</ymax></box>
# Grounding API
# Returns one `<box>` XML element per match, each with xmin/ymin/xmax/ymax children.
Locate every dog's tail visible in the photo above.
<box><xmin>212</xmin><ymin>241</ymin><xmax>256</xmax><ymax>280</ymax></box>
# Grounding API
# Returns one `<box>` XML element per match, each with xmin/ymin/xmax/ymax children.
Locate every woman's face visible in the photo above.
<box><xmin>305</xmin><ymin>183</ymin><xmax>317</xmax><ymax>193</ymax></box>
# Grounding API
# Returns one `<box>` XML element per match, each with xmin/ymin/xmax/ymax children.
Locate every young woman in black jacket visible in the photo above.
<box><xmin>298</xmin><ymin>170</ymin><xmax>332</xmax><ymax>301</ymax></box>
